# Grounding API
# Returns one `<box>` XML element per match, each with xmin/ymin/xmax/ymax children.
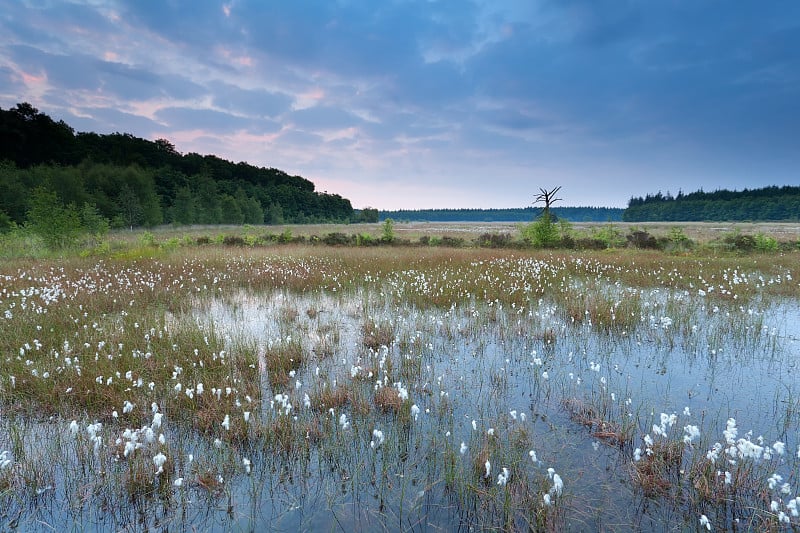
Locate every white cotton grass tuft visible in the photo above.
<box><xmin>0</xmin><ymin>451</ymin><xmax>12</xmax><ymax>470</ymax></box>
<box><xmin>484</xmin><ymin>460</ymin><xmax>491</xmax><ymax>479</ymax></box>
<box><xmin>370</xmin><ymin>429</ymin><xmax>384</xmax><ymax>449</ymax></box>
<box><xmin>497</xmin><ymin>467</ymin><xmax>510</xmax><ymax>486</ymax></box>
<box><xmin>153</xmin><ymin>452</ymin><xmax>167</xmax><ymax>474</ymax></box>
<box><xmin>699</xmin><ymin>514</ymin><xmax>711</xmax><ymax>530</ymax></box>
<box><xmin>460</xmin><ymin>442</ymin><xmax>468</xmax><ymax>455</ymax></box>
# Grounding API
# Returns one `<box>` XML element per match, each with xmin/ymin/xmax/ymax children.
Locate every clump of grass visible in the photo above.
<box><xmin>562</xmin><ymin>397</ymin><xmax>632</xmax><ymax>448</ymax></box>
<box><xmin>263</xmin><ymin>340</ymin><xmax>305</xmax><ymax>390</ymax></box>
<box><xmin>310</xmin><ymin>384</ymin><xmax>350</xmax><ymax>412</ymax></box>
<box><xmin>631</xmin><ymin>441</ymin><xmax>684</xmax><ymax>497</ymax></box>
<box><xmin>266</xmin><ymin>414</ymin><xmax>301</xmax><ymax>455</ymax></box>
<box><xmin>362</xmin><ymin>320</ymin><xmax>394</xmax><ymax>350</ymax></box>
<box><xmin>374</xmin><ymin>386</ymin><xmax>403</xmax><ymax>414</ymax></box>
<box><xmin>472</xmin><ymin>444</ymin><xmax>492</xmax><ymax>486</ymax></box>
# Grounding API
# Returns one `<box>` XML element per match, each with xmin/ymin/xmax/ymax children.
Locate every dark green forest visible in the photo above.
<box><xmin>380</xmin><ymin>207</ymin><xmax>623</xmax><ymax>223</ymax></box>
<box><xmin>624</xmin><ymin>187</ymin><xmax>800</xmax><ymax>222</ymax></box>
<box><xmin>0</xmin><ymin>103</ymin><xmax>353</xmax><ymax>230</ymax></box>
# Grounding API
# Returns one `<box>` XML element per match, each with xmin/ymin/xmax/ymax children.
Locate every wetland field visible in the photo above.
<box><xmin>1</xmin><ymin>229</ymin><xmax>800</xmax><ymax>531</ymax></box>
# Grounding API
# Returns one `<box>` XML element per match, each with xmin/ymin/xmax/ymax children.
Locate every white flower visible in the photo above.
<box><xmin>550</xmin><ymin>473</ymin><xmax>563</xmax><ymax>497</ymax></box>
<box><xmin>371</xmin><ymin>429</ymin><xmax>384</xmax><ymax>449</ymax></box>
<box><xmin>683</xmin><ymin>425</ymin><xmax>700</xmax><ymax>444</ymax></box>
<box><xmin>460</xmin><ymin>442</ymin><xmax>468</xmax><ymax>455</ymax></box>
<box><xmin>339</xmin><ymin>414</ymin><xmax>350</xmax><ymax>430</ymax></box>
<box><xmin>484</xmin><ymin>460</ymin><xmax>491</xmax><ymax>478</ymax></box>
<box><xmin>153</xmin><ymin>452</ymin><xmax>167</xmax><ymax>474</ymax></box>
<box><xmin>699</xmin><ymin>514</ymin><xmax>711</xmax><ymax>530</ymax></box>
<box><xmin>528</xmin><ymin>450</ymin><xmax>538</xmax><ymax>463</ymax></box>
<box><xmin>221</xmin><ymin>414</ymin><xmax>230</xmax><ymax>430</ymax></box>
<box><xmin>410</xmin><ymin>404</ymin><xmax>420</xmax><ymax>421</ymax></box>
<box><xmin>69</xmin><ymin>420</ymin><xmax>79</xmax><ymax>437</ymax></box>
<box><xmin>497</xmin><ymin>467</ymin><xmax>510</xmax><ymax>486</ymax></box>
<box><xmin>0</xmin><ymin>451</ymin><xmax>13</xmax><ymax>470</ymax></box>
<box><xmin>768</xmin><ymin>473</ymin><xmax>783</xmax><ymax>490</ymax></box>
<box><xmin>243</xmin><ymin>458</ymin><xmax>251</xmax><ymax>474</ymax></box>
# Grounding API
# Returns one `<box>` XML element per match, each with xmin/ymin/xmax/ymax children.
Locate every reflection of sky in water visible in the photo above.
<box><xmin>190</xmin><ymin>289</ymin><xmax>800</xmax><ymax>531</ymax></box>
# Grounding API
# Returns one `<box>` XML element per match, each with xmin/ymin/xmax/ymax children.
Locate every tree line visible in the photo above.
<box><xmin>379</xmin><ymin>207</ymin><xmax>623</xmax><ymax>223</ymax></box>
<box><xmin>0</xmin><ymin>102</ymin><xmax>354</xmax><ymax>232</ymax></box>
<box><xmin>623</xmin><ymin>186</ymin><xmax>800</xmax><ymax>222</ymax></box>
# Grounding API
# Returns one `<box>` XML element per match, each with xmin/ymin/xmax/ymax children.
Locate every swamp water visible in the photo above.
<box><xmin>2</xmin><ymin>273</ymin><xmax>800</xmax><ymax>531</ymax></box>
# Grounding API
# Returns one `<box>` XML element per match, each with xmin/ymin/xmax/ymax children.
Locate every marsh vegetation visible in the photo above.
<box><xmin>1</xmin><ymin>241</ymin><xmax>799</xmax><ymax>531</ymax></box>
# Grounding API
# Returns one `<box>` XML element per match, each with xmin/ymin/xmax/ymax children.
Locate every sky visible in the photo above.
<box><xmin>1</xmin><ymin>1</ymin><xmax>798</xmax><ymax>210</ymax></box>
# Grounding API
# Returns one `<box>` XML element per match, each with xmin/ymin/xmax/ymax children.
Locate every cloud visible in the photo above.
<box><xmin>210</xmin><ymin>82</ymin><xmax>293</xmax><ymax>118</ymax></box>
<box><xmin>1</xmin><ymin>0</ymin><xmax>799</xmax><ymax>209</ymax></box>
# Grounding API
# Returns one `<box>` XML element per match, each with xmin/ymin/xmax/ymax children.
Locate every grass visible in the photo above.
<box><xmin>0</xmin><ymin>234</ymin><xmax>798</xmax><ymax>530</ymax></box>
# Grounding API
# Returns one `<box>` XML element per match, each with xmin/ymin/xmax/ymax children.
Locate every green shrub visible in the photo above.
<box><xmin>356</xmin><ymin>233</ymin><xmax>375</xmax><ymax>246</ymax></box>
<box><xmin>520</xmin><ymin>212</ymin><xmax>560</xmax><ymax>248</ymax></box>
<box><xmin>754</xmin><ymin>233</ymin><xmax>778</xmax><ymax>252</ymax></box>
<box><xmin>381</xmin><ymin>218</ymin><xmax>395</xmax><ymax>243</ymax></box>
<box><xmin>591</xmin><ymin>224</ymin><xmax>625</xmax><ymax>249</ymax></box>
<box><xmin>26</xmin><ymin>188</ymin><xmax>84</xmax><ymax>250</ymax></box>
<box><xmin>139</xmin><ymin>231</ymin><xmax>156</xmax><ymax>247</ymax></box>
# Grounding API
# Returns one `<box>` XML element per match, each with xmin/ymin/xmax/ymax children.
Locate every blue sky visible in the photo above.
<box><xmin>1</xmin><ymin>1</ymin><xmax>798</xmax><ymax>209</ymax></box>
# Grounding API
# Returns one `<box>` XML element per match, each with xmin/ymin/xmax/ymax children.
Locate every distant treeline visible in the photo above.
<box><xmin>380</xmin><ymin>207</ymin><xmax>623</xmax><ymax>223</ymax></box>
<box><xmin>0</xmin><ymin>103</ymin><xmax>353</xmax><ymax>228</ymax></box>
<box><xmin>624</xmin><ymin>186</ymin><xmax>800</xmax><ymax>222</ymax></box>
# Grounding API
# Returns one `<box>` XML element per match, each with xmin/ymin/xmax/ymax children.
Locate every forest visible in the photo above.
<box><xmin>380</xmin><ymin>207</ymin><xmax>623</xmax><ymax>223</ymax></box>
<box><xmin>623</xmin><ymin>187</ymin><xmax>800</xmax><ymax>222</ymax></box>
<box><xmin>0</xmin><ymin>103</ymin><xmax>353</xmax><ymax>230</ymax></box>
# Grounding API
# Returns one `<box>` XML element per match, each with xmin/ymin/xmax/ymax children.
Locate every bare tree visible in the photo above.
<box><xmin>533</xmin><ymin>186</ymin><xmax>562</xmax><ymax>219</ymax></box>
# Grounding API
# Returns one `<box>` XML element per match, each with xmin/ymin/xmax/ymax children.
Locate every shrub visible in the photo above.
<box><xmin>381</xmin><ymin>218</ymin><xmax>395</xmax><ymax>243</ymax></box>
<box><xmin>26</xmin><ymin>188</ymin><xmax>84</xmax><ymax>250</ymax></box>
<box><xmin>322</xmin><ymin>232</ymin><xmax>352</xmax><ymax>245</ymax></box>
<box><xmin>626</xmin><ymin>230</ymin><xmax>658</xmax><ymax>249</ymax></box>
<box><xmin>521</xmin><ymin>212</ymin><xmax>560</xmax><ymax>248</ymax></box>
<box><xmin>591</xmin><ymin>224</ymin><xmax>625</xmax><ymax>249</ymax></box>
<box><xmin>222</xmin><ymin>235</ymin><xmax>245</xmax><ymax>246</ymax></box>
<box><xmin>356</xmin><ymin>233</ymin><xmax>376</xmax><ymax>246</ymax></box>
<box><xmin>475</xmin><ymin>233</ymin><xmax>513</xmax><ymax>248</ymax></box>
<box><xmin>666</xmin><ymin>227</ymin><xmax>693</xmax><ymax>252</ymax></box>
<box><xmin>754</xmin><ymin>233</ymin><xmax>778</xmax><ymax>252</ymax></box>
<box><xmin>722</xmin><ymin>231</ymin><xmax>756</xmax><ymax>252</ymax></box>
<box><xmin>438</xmin><ymin>236</ymin><xmax>464</xmax><ymax>247</ymax></box>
